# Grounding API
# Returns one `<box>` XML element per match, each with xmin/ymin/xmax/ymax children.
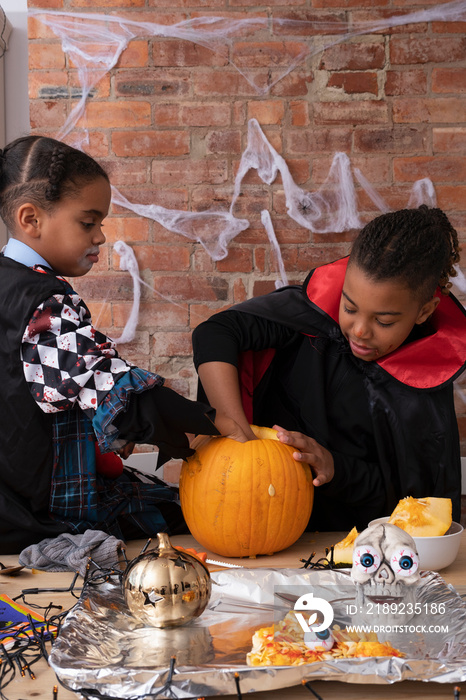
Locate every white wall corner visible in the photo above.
<box><xmin>123</xmin><ymin>451</ymin><xmax>159</xmax><ymax>476</ymax></box>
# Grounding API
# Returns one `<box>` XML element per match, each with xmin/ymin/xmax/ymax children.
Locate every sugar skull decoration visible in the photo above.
<box><xmin>351</xmin><ymin>522</ymin><xmax>420</xmax><ymax>624</ymax></box>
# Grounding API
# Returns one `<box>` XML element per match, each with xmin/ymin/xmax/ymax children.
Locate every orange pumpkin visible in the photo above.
<box><xmin>179</xmin><ymin>425</ymin><xmax>314</xmax><ymax>558</ymax></box>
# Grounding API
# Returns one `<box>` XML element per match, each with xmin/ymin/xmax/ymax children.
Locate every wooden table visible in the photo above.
<box><xmin>0</xmin><ymin>531</ymin><xmax>464</xmax><ymax>700</ymax></box>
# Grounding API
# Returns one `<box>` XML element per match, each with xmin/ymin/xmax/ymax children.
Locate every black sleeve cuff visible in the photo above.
<box><xmin>114</xmin><ymin>385</ymin><xmax>219</xmax><ymax>463</ymax></box>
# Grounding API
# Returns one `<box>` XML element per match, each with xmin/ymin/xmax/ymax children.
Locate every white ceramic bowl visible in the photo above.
<box><xmin>368</xmin><ymin>517</ymin><xmax>464</xmax><ymax>571</ymax></box>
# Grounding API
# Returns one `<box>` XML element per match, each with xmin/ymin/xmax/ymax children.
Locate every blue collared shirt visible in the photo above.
<box><xmin>3</xmin><ymin>238</ymin><xmax>52</xmax><ymax>269</ymax></box>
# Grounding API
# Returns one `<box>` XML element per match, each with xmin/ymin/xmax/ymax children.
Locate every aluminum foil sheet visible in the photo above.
<box><xmin>49</xmin><ymin>568</ymin><xmax>466</xmax><ymax>699</ymax></box>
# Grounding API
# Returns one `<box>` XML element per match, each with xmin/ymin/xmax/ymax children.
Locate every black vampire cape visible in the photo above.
<box><xmin>193</xmin><ymin>257</ymin><xmax>466</xmax><ymax>531</ymax></box>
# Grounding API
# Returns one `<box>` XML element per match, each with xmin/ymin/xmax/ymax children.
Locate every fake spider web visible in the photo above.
<box><xmin>30</xmin><ymin>1</ymin><xmax>466</xmax><ymax>351</ymax></box>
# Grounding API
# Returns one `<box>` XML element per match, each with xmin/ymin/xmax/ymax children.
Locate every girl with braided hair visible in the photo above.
<box><xmin>0</xmin><ymin>135</ymin><xmax>243</xmax><ymax>553</ymax></box>
<box><xmin>193</xmin><ymin>206</ymin><xmax>466</xmax><ymax>531</ymax></box>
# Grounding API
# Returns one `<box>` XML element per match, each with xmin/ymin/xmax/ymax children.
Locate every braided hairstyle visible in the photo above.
<box><xmin>0</xmin><ymin>135</ymin><xmax>109</xmax><ymax>232</ymax></box>
<box><xmin>349</xmin><ymin>205</ymin><xmax>461</xmax><ymax>302</ymax></box>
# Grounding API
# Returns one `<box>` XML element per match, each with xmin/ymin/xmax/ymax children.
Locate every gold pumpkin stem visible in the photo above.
<box><xmin>156</xmin><ymin>532</ymin><xmax>173</xmax><ymax>552</ymax></box>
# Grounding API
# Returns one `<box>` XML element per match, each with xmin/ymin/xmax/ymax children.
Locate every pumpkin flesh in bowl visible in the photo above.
<box><xmin>180</xmin><ymin>425</ymin><xmax>314</xmax><ymax>558</ymax></box>
<box><xmin>387</xmin><ymin>496</ymin><xmax>452</xmax><ymax>537</ymax></box>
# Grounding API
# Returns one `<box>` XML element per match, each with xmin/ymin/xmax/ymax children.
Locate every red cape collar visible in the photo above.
<box><xmin>305</xmin><ymin>257</ymin><xmax>466</xmax><ymax>389</ymax></box>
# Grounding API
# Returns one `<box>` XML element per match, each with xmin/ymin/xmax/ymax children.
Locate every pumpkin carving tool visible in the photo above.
<box><xmin>173</xmin><ymin>545</ymin><xmax>243</xmax><ymax>569</ymax></box>
<box><xmin>205</xmin><ymin>558</ymin><xmax>243</xmax><ymax>569</ymax></box>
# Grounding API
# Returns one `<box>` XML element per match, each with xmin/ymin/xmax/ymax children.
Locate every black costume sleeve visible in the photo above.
<box><xmin>114</xmin><ymin>384</ymin><xmax>220</xmax><ymax>465</ymax></box>
<box><xmin>193</xmin><ymin>309</ymin><xmax>298</xmax><ymax>368</ymax></box>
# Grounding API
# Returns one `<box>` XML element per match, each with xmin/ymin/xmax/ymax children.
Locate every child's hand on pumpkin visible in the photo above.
<box><xmin>273</xmin><ymin>425</ymin><xmax>335</xmax><ymax>486</ymax></box>
<box><xmin>214</xmin><ymin>412</ymin><xmax>255</xmax><ymax>442</ymax></box>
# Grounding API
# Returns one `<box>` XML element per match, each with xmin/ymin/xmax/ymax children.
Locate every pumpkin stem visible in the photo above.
<box><xmin>156</xmin><ymin>531</ymin><xmax>174</xmax><ymax>553</ymax></box>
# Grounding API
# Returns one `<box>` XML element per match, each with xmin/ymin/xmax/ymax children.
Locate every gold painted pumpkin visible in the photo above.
<box><xmin>124</xmin><ymin>532</ymin><xmax>211</xmax><ymax>628</ymax></box>
<box><xmin>388</xmin><ymin>496</ymin><xmax>452</xmax><ymax>537</ymax></box>
<box><xmin>179</xmin><ymin>425</ymin><xmax>314</xmax><ymax>558</ymax></box>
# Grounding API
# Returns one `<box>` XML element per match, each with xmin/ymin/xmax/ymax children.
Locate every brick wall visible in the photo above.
<box><xmin>27</xmin><ymin>1</ymin><xmax>466</xmax><ymax>475</ymax></box>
